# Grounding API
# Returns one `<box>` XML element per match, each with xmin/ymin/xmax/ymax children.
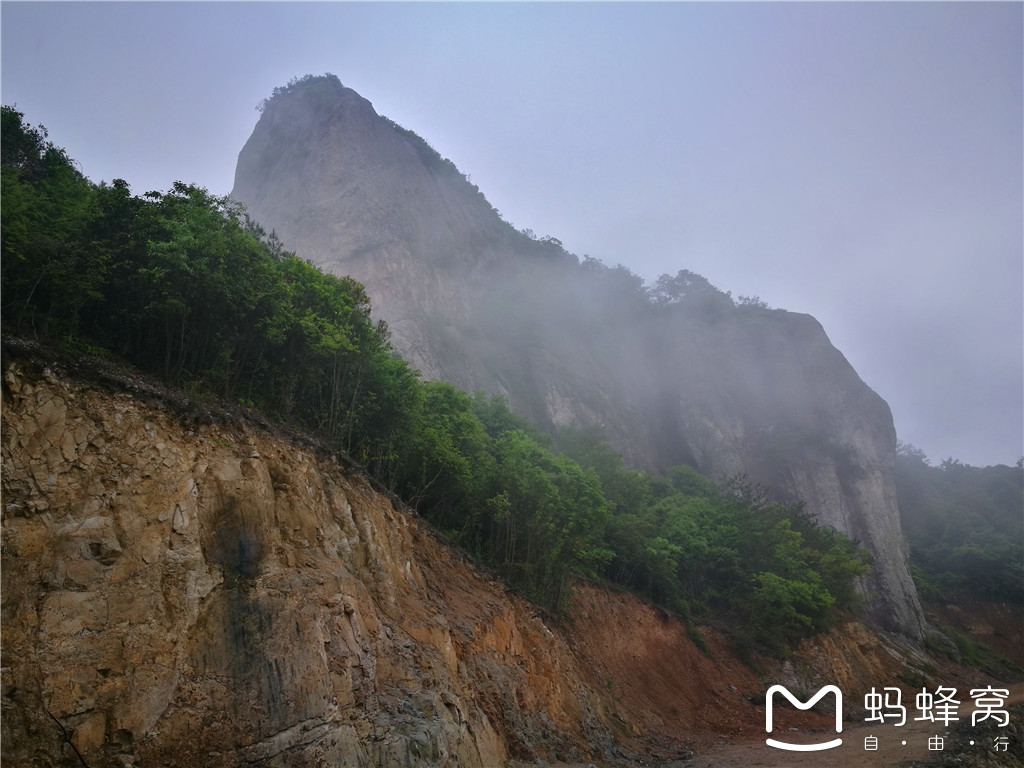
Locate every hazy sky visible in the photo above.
<box><xmin>3</xmin><ymin>2</ymin><xmax>1021</xmax><ymax>467</ymax></box>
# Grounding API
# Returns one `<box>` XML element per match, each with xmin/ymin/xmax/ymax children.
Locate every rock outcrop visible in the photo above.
<box><xmin>0</xmin><ymin>355</ymin><xmax>962</xmax><ymax>766</ymax></box>
<box><xmin>0</xmin><ymin>360</ymin><xmax>601</xmax><ymax>767</ymax></box>
<box><xmin>231</xmin><ymin>76</ymin><xmax>924</xmax><ymax>637</ymax></box>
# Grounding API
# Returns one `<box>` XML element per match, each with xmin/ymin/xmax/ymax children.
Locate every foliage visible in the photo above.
<box><xmin>256</xmin><ymin>73</ymin><xmax>343</xmax><ymax>112</ymax></box>
<box><xmin>651</xmin><ymin>269</ymin><xmax>721</xmax><ymax>302</ymax></box>
<box><xmin>736</xmin><ymin>295</ymin><xmax>770</xmax><ymax>309</ymax></box>
<box><xmin>895</xmin><ymin>443</ymin><xmax>1023</xmax><ymax>604</ymax></box>
<box><xmin>573</xmin><ymin>257</ymin><xmax>767</xmax><ymax>317</ymax></box>
<box><xmin>2</xmin><ymin>107</ymin><xmax>100</xmax><ymax>337</ymax></box>
<box><xmin>559</xmin><ymin>427</ymin><xmax>871</xmax><ymax>653</ymax></box>
<box><xmin>2</xmin><ymin>105</ymin><xmax>409</xmax><ymax>471</ymax></box>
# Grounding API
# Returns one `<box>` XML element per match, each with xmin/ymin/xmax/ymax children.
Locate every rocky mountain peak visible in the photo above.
<box><xmin>235</xmin><ymin>74</ymin><xmax>511</xmax><ymax>265</ymax></box>
<box><xmin>231</xmin><ymin>77</ymin><xmax>926</xmax><ymax>638</ymax></box>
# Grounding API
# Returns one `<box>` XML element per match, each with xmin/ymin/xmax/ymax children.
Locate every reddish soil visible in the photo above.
<box><xmin>562</xmin><ymin>583</ymin><xmax>777</xmax><ymax>757</ymax></box>
<box><xmin>926</xmin><ymin>601</ymin><xmax>1024</xmax><ymax>667</ymax></box>
<box><xmin>689</xmin><ymin>683</ymin><xmax>1023</xmax><ymax>768</ymax></box>
<box><xmin>554</xmin><ymin>585</ymin><xmax>1022</xmax><ymax>767</ymax></box>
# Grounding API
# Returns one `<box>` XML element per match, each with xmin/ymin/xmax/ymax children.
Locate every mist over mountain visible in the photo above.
<box><xmin>231</xmin><ymin>74</ymin><xmax>924</xmax><ymax>637</ymax></box>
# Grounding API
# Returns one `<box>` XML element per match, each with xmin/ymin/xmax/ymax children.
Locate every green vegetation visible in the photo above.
<box><xmin>896</xmin><ymin>442</ymin><xmax>1023</xmax><ymax>604</ymax></box>
<box><xmin>256</xmin><ymin>73</ymin><xmax>344</xmax><ymax>113</ymax></box>
<box><xmin>382</xmin><ymin>117</ymin><xmax>463</xmax><ymax>179</ymax></box>
<box><xmin>558</xmin><ymin>428</ymin><xmax>871</xmax><ymax>653</ymax></box>
<box><xmin>1</xmin><ymin>105</ymin><xmax>871</xmax><ymax>651</ymax></box>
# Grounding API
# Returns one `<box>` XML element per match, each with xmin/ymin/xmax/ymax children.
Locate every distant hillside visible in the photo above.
<box><xmin>896</xmin><ymin>444</ymin><xmax>1023</xmax><ymax>604</ymax></box>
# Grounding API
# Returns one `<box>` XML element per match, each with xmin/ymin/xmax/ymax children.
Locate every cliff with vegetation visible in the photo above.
<box><xmin>231</xmin><ymin>75</ymin><xmax>924</xmax><ymax>637</ymax></box>
<box><xmin>1</xmin><ymin>353</ymin><xmax>937</xmax><ymax>768</ymax></box>
<box><xmin>2</xmin><ymin>100</ymin><xmax>885</xmax><ymax>652</ymax></box>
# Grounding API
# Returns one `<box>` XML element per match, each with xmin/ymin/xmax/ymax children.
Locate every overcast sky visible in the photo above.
<box><xmin>2</xmin><ymin>2</ymin><xmax>1021</xmax><ymax>467</ymax></box>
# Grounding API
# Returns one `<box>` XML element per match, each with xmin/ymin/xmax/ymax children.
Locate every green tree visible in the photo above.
<box><xmin>896</xmin><ymin>444</ymin><xmax>1023</xmax><ymax>603</ymax></box>
<box><xmin>1</xmin><ymin>106</ymin><xmax>101</xmax><ymax>336</ymax></box>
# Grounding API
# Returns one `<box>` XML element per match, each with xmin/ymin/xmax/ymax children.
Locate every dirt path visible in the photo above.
<box><xmin>537</xmin><ymin>683</ymin><xmax>1023</xmax><ymax>768</ymax></box>
<box><xmin>525</xmin><ymin>685</ymin><xmax>1022</xmax><ymax>768</ymax></box>
<box><xmin>687</xmin><ymin>683</ymin><xmax>1023</xmax><ymax>768</ymax></box>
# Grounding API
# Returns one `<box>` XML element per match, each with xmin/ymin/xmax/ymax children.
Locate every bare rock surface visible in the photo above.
<box><xmin>2</xmin><ymin>362</ymin><xmax>593</xmax><ymax>766</ymax></box>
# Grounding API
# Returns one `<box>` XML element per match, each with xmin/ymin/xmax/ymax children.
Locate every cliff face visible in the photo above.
<box><xmin>0</xmin><ymin>362</ymin><xmax>598</xmax><ymax>767</ymax></box>
<box><xmin>0</xmin><ymin>358</ymin><xmax>948</xmax><ymax>766</ymax></box>
<box><xmin>654</xmin><ymin>309</ymin><xmax>919</xmax><ymax>634</ymax></box>
<box><xmin>231</xmin><ymin>76</ymin><xmax>924</xmax><ymax>637</ymax></box>
<box><xmin>232</xmin><ymin>78</ymin><xmax>518</xmax><ymax>384</ymax></box>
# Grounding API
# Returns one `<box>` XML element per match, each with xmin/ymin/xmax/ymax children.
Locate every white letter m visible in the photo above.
<box><xmin>765</xmin><ymin>684</ymin><xmax>843</xmax><ymax>751</ymax></box>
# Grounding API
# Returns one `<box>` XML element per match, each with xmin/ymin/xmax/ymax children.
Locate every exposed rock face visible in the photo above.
<box><xmin>654</xmin><ymin>309</ymin><xmax>921</xmax><ymax>636</ymax></box>
<box><xmin>0</xmin><ymin>363</ymin><xmax>603</xmax><ymax>767</ymax></box>
<box><xmin>231</xmin><ymin>75</ymin><xmax>924</xmax><ymax>638</ymax></box>
<box><xmin>0</xmin><ymin>360</ymin><xmax>948</xmax><ymax>765</ymax></box>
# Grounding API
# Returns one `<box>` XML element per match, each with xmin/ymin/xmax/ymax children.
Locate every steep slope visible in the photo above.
<box><xmin>0</xmin><ymin>358</ymin><xmax>611</xmax><ymax>767</ymax></box>
<box><xmin>1</xmin><ymin>353</ymin><xmax>930</xmax><ymax>768</ymax></box>
<box><xmin>8</xmin><ymin>349</ymin><xmax>1013</xmax><ymax>767</ymax></box>
<box><xmin>231</xmin><ymin>75</ymin><xmax>924</xmax><ymax>638</ymax></box>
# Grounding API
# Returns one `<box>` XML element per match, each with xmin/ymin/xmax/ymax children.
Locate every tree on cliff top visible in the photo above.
<box><xmin>256</xmin><ymin>73</ymin><xmax>343</xmax><ymax>112</ymax></box>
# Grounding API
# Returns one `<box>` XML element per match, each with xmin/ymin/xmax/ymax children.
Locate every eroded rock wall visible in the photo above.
<box><xmin>0</xmin><ymin>363</ymin><xmax>616</xmax><ymax>767</ymax></box>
